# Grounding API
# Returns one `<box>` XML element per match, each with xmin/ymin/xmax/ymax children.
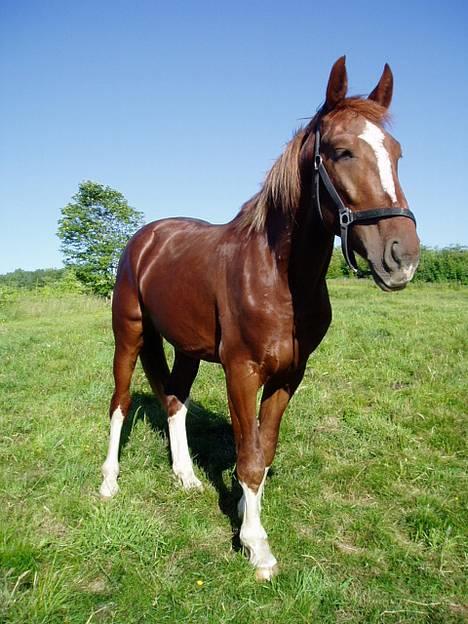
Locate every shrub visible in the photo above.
<box><xmin>413</xmin><ymin>246</ymin><xmax>467</xmax><ymax>285</ymax></box>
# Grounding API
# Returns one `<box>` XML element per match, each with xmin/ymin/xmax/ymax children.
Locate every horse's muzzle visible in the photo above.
<box><xmin>366</xmin><ymin>233</ymin><xmax>420</xmax><ymax>291</ymax></box>
<box><xmin>371</xmin><ymin>263</ymin><xmax>417</xmax><ymax>291</ymax></box>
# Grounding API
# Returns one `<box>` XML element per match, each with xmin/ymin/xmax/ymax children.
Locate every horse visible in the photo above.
<box><xmin>99</xmin><ymin>56</ymin><xmax>420</xmax><ymax>581</ymax></box>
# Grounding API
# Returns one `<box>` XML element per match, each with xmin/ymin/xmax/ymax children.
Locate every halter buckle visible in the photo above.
<box><xmin>314</xmin><ymin>154</ymin><xmax>322</xmax><ymax>171</ymax></box>
<box><xmin>339</xmin><ymin>208</ymin><xmax>354</xmax><ymax>227</ymax></box>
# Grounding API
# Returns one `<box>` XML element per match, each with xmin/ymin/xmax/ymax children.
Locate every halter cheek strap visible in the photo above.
<box><xmin>312</xmin><ymin>128</ymin><xmax>417</xmax><ymax>273</ymax></box>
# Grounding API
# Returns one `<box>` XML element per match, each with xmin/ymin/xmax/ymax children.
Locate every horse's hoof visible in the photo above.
<box><xmin>255</xmin><ymin>564</ymin><xmax>279</xmax><ymax>582</ymax></box>
<box><xmin>178</xmin><ymin>472</ymin><xmax>203</xmax><ymax>490</ymax></box>
<box><xmin>99</xmin><ymin>479</ymin><xmax>119</xmax><ymax>499</ymax></box>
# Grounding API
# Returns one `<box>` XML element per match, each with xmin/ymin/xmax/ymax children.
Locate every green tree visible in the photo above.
<box><xmin>57</xmin><ymin>181</ymin><xmax>144</xmax><ymax>296</ymax></box>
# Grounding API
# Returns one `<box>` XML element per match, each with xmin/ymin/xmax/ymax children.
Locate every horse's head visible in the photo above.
<box><xmin>304</xmin><ymin>56</ymin><xmax>420</xmax><ymax>291</ymax></box>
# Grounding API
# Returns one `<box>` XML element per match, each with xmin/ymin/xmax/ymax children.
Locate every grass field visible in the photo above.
<box><xmin>0</xmin><ymin>281</ymin><xmax>466</xmax><ymax>623</ymax></box>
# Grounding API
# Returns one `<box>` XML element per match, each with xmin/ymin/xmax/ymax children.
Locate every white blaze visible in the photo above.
<box><xmin>359</xmin><ymin>120</ymin><xmax>398</xmax><ymax>204</ymax></box>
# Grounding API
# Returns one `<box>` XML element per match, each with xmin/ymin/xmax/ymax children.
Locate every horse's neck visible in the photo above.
<box><xmin>265</xmin><ymin>201</ymin><xmax>334</xmax><ymax>293</ymax></box>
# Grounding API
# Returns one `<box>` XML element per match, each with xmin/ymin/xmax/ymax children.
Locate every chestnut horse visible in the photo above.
<box><xmin>100</xmin><ymin>57</ymin><xmax>419</xmax><ymax>580</ymax></box>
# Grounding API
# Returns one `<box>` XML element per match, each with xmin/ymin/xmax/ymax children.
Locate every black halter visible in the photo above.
<box><xmin>312</xmin><ymin>127</ymin><xmax>417</xmax><ymax>273</ymax></box>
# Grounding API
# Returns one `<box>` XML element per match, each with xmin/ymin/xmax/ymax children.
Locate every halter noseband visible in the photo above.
<box><xmin>312</xmin><ymin>126</ymin><xmax>417</xmax><ymax>273</ymax></box>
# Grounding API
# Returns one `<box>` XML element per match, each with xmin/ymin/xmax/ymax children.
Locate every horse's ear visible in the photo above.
<box><xmin>368</xmin><ymin>63</ymin><xmax>393</xmax><ymax>109</ymax></box>
<box><xmin>325</xmin><ymin>56</ymin><xmax>348</xmax><ymax>111</ymax></box>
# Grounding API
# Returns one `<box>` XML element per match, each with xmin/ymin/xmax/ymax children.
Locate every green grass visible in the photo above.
<box><xmin>0</xmin><ymin>282</ymin><xmax>467</xmax><ymax>623</ymax></box>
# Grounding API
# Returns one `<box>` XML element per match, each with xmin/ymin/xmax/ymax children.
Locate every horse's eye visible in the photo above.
<box><xmin>335</xmin><ymin>149</ymin><xmax>353</xmax><ymax>161</ymax></box>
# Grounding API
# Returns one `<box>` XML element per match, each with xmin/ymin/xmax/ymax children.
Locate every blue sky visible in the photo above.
<box><xmin>1</xmin><ymin>0</ymin><xmax>467</xmax><ymax>273</ymax></box>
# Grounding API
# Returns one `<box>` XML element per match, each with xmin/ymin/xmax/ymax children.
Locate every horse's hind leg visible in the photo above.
<box><xmin>101</xmin><ymin>311</ymin><xmax>201</xmax><ymax>496</ymax></box>
<box><xmin>100</xmin><ymin>317</ymin><xmax>143</xmax><ymax>498</ymax></box>
<box><xmin>165</xmin><ymin>353</ymin><xmax>202</xmax><ymax>489</ymax></box>
<box><xmin>140</xmin><ymin>329</ymin><xmax>202</xmax><ymax>490</ymax></box>
<box><xmin>139</xmin><ymin>316</ymin><xmax>170</xmax><ymax>404</ymax></box>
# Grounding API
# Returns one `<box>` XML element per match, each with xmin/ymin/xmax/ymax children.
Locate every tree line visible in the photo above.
<box><xmin>2</xmin><ymin>246</ymin><xmax>466</xmax><ymax>293</ymax></box>
<box><xmin>1</xmin><ymin>180</ymin><xmax>466</xmax><ymax>296</ymax></box>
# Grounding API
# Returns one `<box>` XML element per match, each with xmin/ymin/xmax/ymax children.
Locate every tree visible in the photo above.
<box><xmin>57</xmin><ymin>181</ymin><xmax>144</xmax><ymax>296</ymax></box>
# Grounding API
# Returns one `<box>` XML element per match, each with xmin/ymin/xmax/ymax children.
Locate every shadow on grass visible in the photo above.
<box><xmin>120</xmin><ymin>392</ymin><xmax>242</xmax><ymax>548</ymax></box>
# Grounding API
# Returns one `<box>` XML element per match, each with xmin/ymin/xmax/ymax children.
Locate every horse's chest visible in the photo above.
<box><xmin>293</xmin><ymin>297</ymin><xmax>332</xmax><ymax>358</ymax></box>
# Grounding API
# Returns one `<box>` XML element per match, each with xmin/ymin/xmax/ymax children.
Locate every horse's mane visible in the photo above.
<box><xmin>236</xmin><ymin>97</ymin><xmax>389</xmax><ymax>233</ymax></box>
<box><xmin>236</xmin><ymin>126</ymin><xmax>308</xmax><ymax>233</ymax></box>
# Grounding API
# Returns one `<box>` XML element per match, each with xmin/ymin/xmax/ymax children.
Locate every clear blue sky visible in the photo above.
<box><xmin>1</xmin><ymin>0</ymin><xmax>467</xmax><ymax>273</ymax></box>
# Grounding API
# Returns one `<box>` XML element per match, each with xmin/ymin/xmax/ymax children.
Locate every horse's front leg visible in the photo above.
<box><xmin>258</xmin><ymin>365</ymin><xmax>307</xmax><ymax>468</ymax></box>
<box><xmin>225</xmin><ymin>363</ymin><xmax>278</xmax><ymax>581</ymax></box>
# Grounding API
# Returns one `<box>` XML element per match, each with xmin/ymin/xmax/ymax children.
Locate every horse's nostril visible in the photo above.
<box><xmin>383</xmin><ymin>239</ymin><xmax>401</xmax><ymax>272</ymax></box>
<box><xmin>391</xmin><ymin>240</ymin><xmax>402</xmax><ymax>265</ymax></box>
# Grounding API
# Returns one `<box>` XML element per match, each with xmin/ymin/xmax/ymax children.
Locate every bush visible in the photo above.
<box><xmin>413</xmin><ymin>246</ymin><xmax>467</xmax><ymax>285</ymax></box>
<box><xmin>326</xmin><ymin>249</ymin><xmax>352</xmax><ymax>278</ymax></box>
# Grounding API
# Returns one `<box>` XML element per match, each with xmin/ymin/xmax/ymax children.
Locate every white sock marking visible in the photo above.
<box><xmin>239</xmin><ymin>469</ymin><xmax>277</xmax><ymax>579</ymax></box>
<box><xmin>168</xmin><ymin>400</ymin><xmax>202</xmax><ymax>489</ymax></box>
<box><xmin>100</xmin><ymin>406</ymin><xmax>124</xmax><ymax>498</ymax></box>
<box><xmin>359</xmin><ymin>120</ymin><xmax>398</xmax><ymax>204</ymax></box>
<box><xmin>238</xmin><ymin>466</ymin><xmax>269</xmax><ymax>520</ymax></box>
